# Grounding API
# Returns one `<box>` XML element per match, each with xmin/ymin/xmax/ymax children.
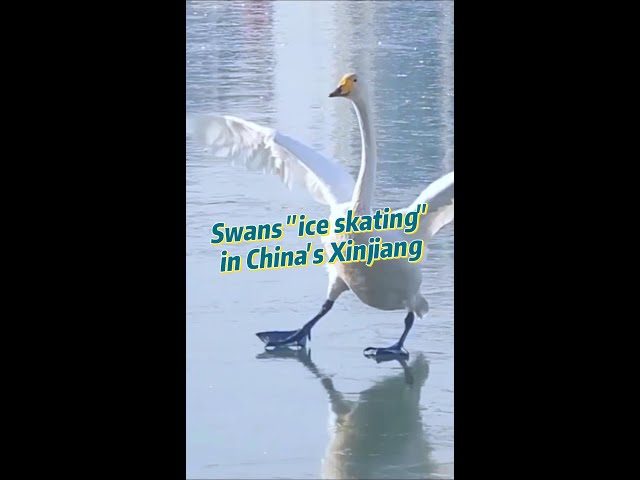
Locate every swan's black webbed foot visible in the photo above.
<box><xmin>363</xmin><ymin>311</ymin><xmax>414</xmax><ymax>360</ymax></box>
<box><xmin>363</xmin><ymin>342</ymin><xmax>410</xmax><ymax>360</ymax></box>
<box><xmin>255</xmin><ymin>300</ymin><xmax>334</xmax><ymax>350</ymax></box>
<box><xmin>256</xmin><ymin>328</ymin><xmax>309</xmax><ymax>349</ymax></box>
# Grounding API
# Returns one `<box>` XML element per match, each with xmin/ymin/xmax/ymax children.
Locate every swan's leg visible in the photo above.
<box><xmin>255</xmin><ymin>274</ymin><xmax>349</xmax><ymax>349</ymax></box>
<box><xmin>364</xmin><ymin>311</ymin><xmax>414</xmax><ymax>359</ymax></box>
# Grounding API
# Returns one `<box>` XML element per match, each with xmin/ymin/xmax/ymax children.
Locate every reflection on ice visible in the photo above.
<box><xmin>257</xmin><ymin>348</ymin><xmax>449</xmax><ymax>479</ymax></box>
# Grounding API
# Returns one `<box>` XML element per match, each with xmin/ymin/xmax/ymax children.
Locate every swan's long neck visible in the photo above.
<box><xmin>350</xmin><ymin>95</ymin><xmax>377</xmax><ymax>214</ymax></box>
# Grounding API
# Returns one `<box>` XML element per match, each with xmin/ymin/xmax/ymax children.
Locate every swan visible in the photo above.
<box><xmin>186</xmin><ymin>73</ymin><xmax>454</xmax><ymax>358</ymax></box>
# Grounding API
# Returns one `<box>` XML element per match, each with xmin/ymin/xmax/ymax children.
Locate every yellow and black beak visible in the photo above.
<box><xmin>329</xmin><ymin>74</ymin><xmax>356</xmax><ymax>97</ymax></box>
<box><xmin>329</xmin><ymin>85</ymin><xmax>347</xmax><ymax>98</ymax></box>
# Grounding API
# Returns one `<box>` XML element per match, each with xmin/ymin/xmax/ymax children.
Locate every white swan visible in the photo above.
<box><xmin>186</xmin><ymin>73</ymin><xmax>454</xmax><ymax>358</ymax></box>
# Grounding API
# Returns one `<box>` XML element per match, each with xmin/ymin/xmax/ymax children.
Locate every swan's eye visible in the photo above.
<box><xmin>354</xmin><ymin>78</ymin><xmax>358</xmax><ymax>82</ymax></box>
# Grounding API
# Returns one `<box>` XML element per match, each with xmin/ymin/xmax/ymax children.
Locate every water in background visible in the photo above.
<box><xmin>186</xmin><ymin>1</ymin><xmax>454</xmax><ymax>478</ymax></box>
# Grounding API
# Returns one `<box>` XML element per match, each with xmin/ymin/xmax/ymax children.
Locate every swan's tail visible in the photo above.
<box><xmin>413</xmin><ymin>295</ymin><xmax>429</xmax><ymax>319</ymax></box>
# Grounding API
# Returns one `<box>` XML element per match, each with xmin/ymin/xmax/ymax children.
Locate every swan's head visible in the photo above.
<box><xmin>329</xmin><ymin>73</ymin><xmax>358</xmax><ymax>99</ymax></box>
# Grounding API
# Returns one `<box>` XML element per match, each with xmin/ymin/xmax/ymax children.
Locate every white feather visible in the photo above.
<box><xmin>398</xmin><ymin>171</ymin><xmax>454</xmax><ymax>243</ymax></box>
<box><xmin>186</xmin><ymin>114</ymin><xmax>355</xmax><ymax>207</ymax></box>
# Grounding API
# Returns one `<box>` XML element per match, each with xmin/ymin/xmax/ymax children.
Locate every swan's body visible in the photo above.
<box><xmin>187</xmin><ymin>73</ymin><xmax>454</xmax><ymax>357</ymax></box>
<box><xmin>322</xmin><ymin>219</ymin><xmax>427</xmax><ymax>314</ymax></box>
